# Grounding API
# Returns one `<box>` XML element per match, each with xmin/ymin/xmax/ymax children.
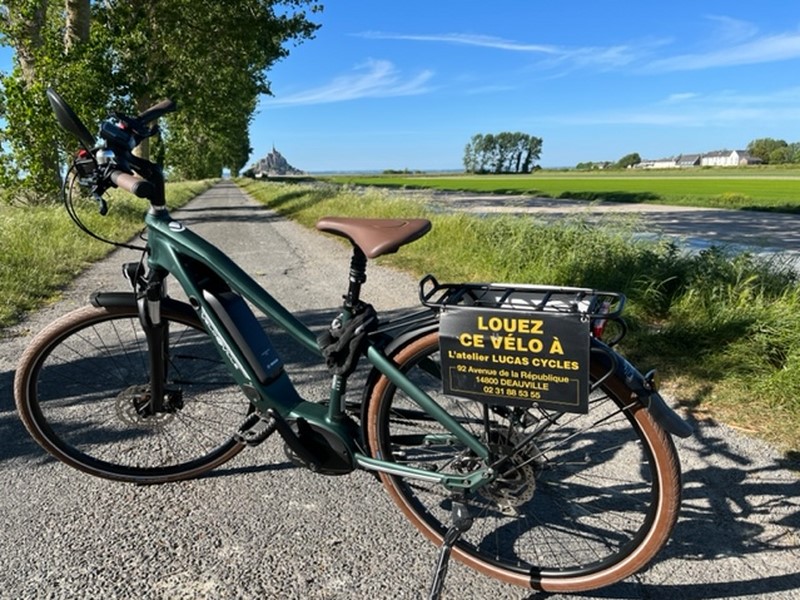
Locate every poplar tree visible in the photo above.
<box><xmin>0</xmin><ymin>0</ymin><xmax>321</xmax><ymax>201</ymax></box>
<box><xmin>463</xmin><ymin>132</ymin><xmax>542</xmax><ymax>174</ymax></box>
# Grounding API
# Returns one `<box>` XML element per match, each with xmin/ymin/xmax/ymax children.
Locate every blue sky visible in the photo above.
<box><xmin>251</xmin><ymin>1</ymin><xmax>800</xmax><ymax>171</ymax></box>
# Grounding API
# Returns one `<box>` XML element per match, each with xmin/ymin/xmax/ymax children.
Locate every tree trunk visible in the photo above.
<box><xmin>64</xmin><ymin>0</ymin><xmax>90</xmax><ymax>50</ymax></box>
<box><xmin>11</xmin><ymin>1</ymin><xmax>48</xmax><ymax>86</ymax></box>
<box><xmin>133</xmin><ymin>94</ymin><xmax>152</xmax><ymax>161</ymax></box>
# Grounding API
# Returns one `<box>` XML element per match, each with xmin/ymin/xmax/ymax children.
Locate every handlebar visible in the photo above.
<box><xmin>137</xmin><ymin>99</ymin><xmax>177</xmax><ymax>125</ymax></box>
<box><xmin>109</xmin><ymin>169</ymin><xmax>156</xmax><ymax>200</ymax></box>
<box><xmin>48</xmin><ymin>88</ymin><xmax>170</xmax><ymax>208</ymax></box>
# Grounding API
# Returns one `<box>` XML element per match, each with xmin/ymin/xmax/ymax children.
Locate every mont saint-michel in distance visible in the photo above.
<box><xmin>245</xmin><ymin>146</ymin><xmax>303</xmax><ymax>178</ymax></box>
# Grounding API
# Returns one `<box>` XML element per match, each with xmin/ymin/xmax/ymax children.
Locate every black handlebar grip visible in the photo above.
<box><xmin>109</xmin><ymin>170</ymin><xmax>155</xmax><ymax>199</ymax></box>
<box><xmin>137</xmin><ymin>99</ymin><xmax>177</xmax><ymax>125</ymax></box>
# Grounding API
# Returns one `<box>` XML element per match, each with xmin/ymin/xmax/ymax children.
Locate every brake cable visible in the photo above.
<box><xmin>61</xmin><ymin>162</ymin><xmax>147</xmax><ymax>252</ymax></box>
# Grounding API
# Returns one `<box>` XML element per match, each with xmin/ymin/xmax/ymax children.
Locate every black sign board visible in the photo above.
<box><xmin>439</xmin><ymin>306</ymin><xmax>590</xmax><ymax>413</ymax></box>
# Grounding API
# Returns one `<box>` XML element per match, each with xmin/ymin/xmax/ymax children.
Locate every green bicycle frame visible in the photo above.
<box><xmin>143</xmin><ymin>206</ymin><xmax>493</xmax><ymax>490</ymax></box>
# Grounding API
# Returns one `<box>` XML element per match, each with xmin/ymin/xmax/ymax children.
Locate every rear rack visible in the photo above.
<box><xmin>419</xmin><ymin>274</ymin><xmax>626</xmax><ymax>320</ymax></box>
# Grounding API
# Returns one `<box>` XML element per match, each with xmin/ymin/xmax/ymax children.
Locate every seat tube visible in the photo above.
<box><xmin>327</xmin><ymin>247</ymin><xmax>368</xmax><ymax>422</ymax></box>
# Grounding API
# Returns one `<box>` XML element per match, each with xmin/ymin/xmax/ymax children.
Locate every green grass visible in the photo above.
<box><xmin>0</xmin><ymin>180</ymin><xmax>215</xmax><ymax>329</ymax></box>
<box><xmin>239</xmin><ymin>178</ymin><xmax>800</xmax><ymax>455</ymax></box>
<box><xmin>326</xmin><ymin>168</ymin><xmax>800</xmax><ymax>212</ymax></box>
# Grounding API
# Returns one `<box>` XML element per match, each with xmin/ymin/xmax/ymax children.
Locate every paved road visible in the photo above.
<box><xmin>1</xmin><ymin>182</ymin><xmax>799</xmax><ymax>599</ymax></box>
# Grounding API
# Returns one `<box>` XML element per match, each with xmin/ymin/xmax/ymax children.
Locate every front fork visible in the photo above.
<box><xmin>132</xmin><ymin>265</ymin><xmax>170</xmax><ymax>415</ymax></box>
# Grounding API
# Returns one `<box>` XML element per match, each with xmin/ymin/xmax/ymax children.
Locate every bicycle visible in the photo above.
<box><xmin>14</xmin><ymin>88</ymin><xmax>692</xmax><ymax>597</ymax></box>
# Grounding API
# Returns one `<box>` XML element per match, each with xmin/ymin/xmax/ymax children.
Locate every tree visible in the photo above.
<box><xmin>616</xmin><ymin>152</ymin><xmax>641</xmax><ymax>169</ymax></box>
<box><xmin>747</xmin><ymin>138</ymin><xmax>789</xmax><ymax>164</ymax></box>
<box><xmin>463</xmin><ymin>134</ymin><xmax>480</xmax><ymax>173</ymax></box>
<box><xmin>0</xmin><ymin>0</ymin><xmax>322</xmax><ymax>200</ymax></box>
<box><xmin>520</xmin><ymin>135</ymin><xmax>542</xmax><ymax>173</ymax></box>
<box><xmin>463</xmin><ymin>132</ymin><xmax>542</xmax><ymax>174</ymax></box>
<box><xmin>0</xmin><ymin>0</ymin><xmax>83</xmax><ymax>199</ymax></box>
<box><xmin>790</xmin><ymin>142</ymin><xmax>800</xmax><ymax>164</ymax></box>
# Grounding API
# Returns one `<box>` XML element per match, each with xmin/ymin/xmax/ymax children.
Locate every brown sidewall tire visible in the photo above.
<box><xmin>14</xmin><ymin>304</ymin><xmax>247</xmax><ymax>484</ymax></box>
<box><xmin>366</xmin><ymin>331</ymin><xmax>682</xmax><ymax>592</ymax></box>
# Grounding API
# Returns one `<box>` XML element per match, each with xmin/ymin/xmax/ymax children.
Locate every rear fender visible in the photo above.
<box><xmin>593</xmin><ymin>339</ymin><xmax>692</xmax><ymax>438</ymax></box>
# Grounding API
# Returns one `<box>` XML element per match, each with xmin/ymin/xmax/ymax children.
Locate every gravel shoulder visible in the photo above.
<box><xmin>1</xmin><ymin>182</ymin><xmax>798</xmax><ymax>600</ymax></box>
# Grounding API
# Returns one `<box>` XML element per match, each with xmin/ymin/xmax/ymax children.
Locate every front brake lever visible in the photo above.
<box><xmin>92</xmin><ymin>192</ymin><xmax>108</xmax><ymax>216</ymax></box>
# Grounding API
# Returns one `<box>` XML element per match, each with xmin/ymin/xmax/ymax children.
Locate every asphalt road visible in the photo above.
<box><xmin>1</xmin><ymin>182</ymin><xmax>799</xmax><ymax>599</ymax></box>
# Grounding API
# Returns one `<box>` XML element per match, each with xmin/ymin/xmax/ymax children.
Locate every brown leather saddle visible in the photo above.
<box><xmin>316</xmin><ymin>217</ymin><xmax>432</xmax><ymax>259</ymax></box>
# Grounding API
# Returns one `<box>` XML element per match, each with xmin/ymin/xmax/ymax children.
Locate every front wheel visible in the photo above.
<box><xmin>14</xmin><ymin>302</ymin><xmax>251</xmax><ymax>484</ymax></box>
<box><xmin>365</xmin><ymin>331</ymin><xmax>682</xmax><ymax>593</ymax></box>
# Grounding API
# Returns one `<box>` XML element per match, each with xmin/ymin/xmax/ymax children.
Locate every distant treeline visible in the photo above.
<box><xmin>463</xmin><ymin>132</ymin><xmax>542</xmax><ymax>174</ymax></box>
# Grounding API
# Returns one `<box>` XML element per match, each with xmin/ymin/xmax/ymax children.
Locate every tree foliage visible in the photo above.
<box><xmin>616</xmin><ymin>152</ymin><xmax>641</xmax><ymax>169</ymax></box>
<box><xmin>463</xmin><ymin>132</ymin><xmax>543</xmax><ymax>174</ymax></box>
<box><xmin>0</xmin><ymin>0</ymin><xmax>322</xmax><ymax>201</ymax></box>
<box><xmin>746</xmin><ymin>137</ymin><xmax>800</xmax><ymax>164</ymax></box>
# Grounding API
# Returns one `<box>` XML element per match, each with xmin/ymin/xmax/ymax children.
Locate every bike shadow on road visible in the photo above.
<box><xmin>521</xmin><ymin>410</ymin><xmax>800</xmax><ymax>600</ymax></box>
<box><xmin>173</xmin><ymin>203</ymin><xmax>285</xmax><ymax>227</ymax></box>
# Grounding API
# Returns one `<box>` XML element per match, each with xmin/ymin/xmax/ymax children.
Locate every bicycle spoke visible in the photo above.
<box><xmin>20</xmin><ymin>306</ymin><xmax>250</xmax><ymax>481</ymax></box>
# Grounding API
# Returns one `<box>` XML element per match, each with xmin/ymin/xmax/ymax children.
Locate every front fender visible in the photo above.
<box><xmin>593</xmin><ymin>339</ymin><xmax>693</xmax><ymax>438</ymax></box>
<box><xmin>90</xmin><ymin>291</ymin><xmax>197</xmax><ymax>322</ymax></box>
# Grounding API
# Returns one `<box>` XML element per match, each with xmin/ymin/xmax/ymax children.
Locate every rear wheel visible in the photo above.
<box><xmin>14</xmin><ymin>303</ymin><xmax>250</xmax><ymax>483</ymax></box>
<box><xmin>366</xmin><ymin>331</ymin><xmax>682</xmax><ymax>592</ymax></box>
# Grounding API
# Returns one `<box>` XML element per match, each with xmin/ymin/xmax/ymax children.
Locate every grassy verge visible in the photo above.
<box><xmin>0</xmin><ymin>180</ymin><xmax>215</xmax><ymax>329</ymax></box>
<box><xmin>326</xmin><ymin>169</ymin><xmax>800</xmax><ymax>212</ymax></box>
<box><xmin>239</xmin><ymin>178</ymin><xmax>800</xmax><ymax>455</ymax></box>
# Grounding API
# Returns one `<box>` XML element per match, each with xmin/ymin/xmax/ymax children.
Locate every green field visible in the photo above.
<box><xmin>327</xmin><ymin>168</ymin><xmax>800</xmax><ymax>211</ymax></box>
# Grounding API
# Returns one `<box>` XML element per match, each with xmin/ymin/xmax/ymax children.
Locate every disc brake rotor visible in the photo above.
<box><xmin>481</xmin><ymin>431</ymin><xmax>537</xmax><ymax>515</ymax></box>
<box><xmin>115</xmin><ymin>385</ymin><xmax>176</xmax><ymax>428</ymax></box>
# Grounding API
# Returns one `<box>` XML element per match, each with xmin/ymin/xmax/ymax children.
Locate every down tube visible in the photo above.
<box><xmin>366</xmin><ymin>345</ymin><xmax>490</xmax><ymax>460</ymax></box>
<box><xmin>146</xmin><ymin>213</ymin><xmax>320</xmax><ymax>355</ymax></box>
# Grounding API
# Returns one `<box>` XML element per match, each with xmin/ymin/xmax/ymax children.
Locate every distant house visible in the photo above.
<box><xmin>637</xmin><ymin>157</ymin><xmax>678</xmax><ymax>169</ymax></box>
<box><xmin>637</xmin><ymin>149</ymin><xmax>764</xmax><ymax>170</ymax></box>
<box><xmin>700</xmin><ymin>150</ymin><xmax>763</xmax><ymax>167</ymax></box>
<box><xmin>701</xmin><ymin>150</ymin><xmax>735</xmax><ymax>167</ymax></box>
<box><xmin>676</xmin><ymin>154</ymin><xmax>701</xmax><ymax>168</ymax></box>
<box><xmin>732</xmin><ymin>150</ymin><xmax>763</xmax><ymax>166</ymax></box>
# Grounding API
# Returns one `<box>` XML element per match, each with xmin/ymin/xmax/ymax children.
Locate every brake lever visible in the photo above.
<box><xmin>92</xmin><ymin>191</ymin><xmax>108</xmax><ymax>216</ymax></box>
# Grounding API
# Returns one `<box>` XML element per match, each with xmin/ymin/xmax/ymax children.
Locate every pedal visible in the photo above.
<box><xmin>234</xmin><ymin>412</ymin><xmax>278</xmax><ymax>446</ymax></box>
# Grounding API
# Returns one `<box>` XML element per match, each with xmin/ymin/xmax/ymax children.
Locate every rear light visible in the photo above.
<box><xmin>592</xmin><ymin>319</ymin><xmax>607</xmax><ymax>339</ymax></box>
<box><xmin>591</xmin><ymin>301</ymin><xmax>611</xmax><ymax>339</ymax></box>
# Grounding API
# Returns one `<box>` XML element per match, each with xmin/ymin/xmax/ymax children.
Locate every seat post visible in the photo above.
<box><xmin>343</xmin><ymin>247</ymin><xmax>368</xmax><ymax>311</ymax></box>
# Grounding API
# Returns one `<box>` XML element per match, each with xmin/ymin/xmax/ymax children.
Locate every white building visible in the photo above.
<box><xmin>700</xmin><ymin>150</ymin><xmax>762</xmax><ymax>167</ymax></box>
<box><xmin>637</xmin><ymin>157</ymin><xmax>679</xmax><ymax>169</ymax></box>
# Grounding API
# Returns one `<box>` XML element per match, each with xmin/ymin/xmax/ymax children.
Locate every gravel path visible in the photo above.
<box><xmin>1</xmin><ymin>182</ymin><xmax>798</xmax><ymax>599</ymax></box>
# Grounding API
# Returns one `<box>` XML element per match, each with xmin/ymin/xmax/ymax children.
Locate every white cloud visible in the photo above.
<box><xmin>268</xmin><ymin>59</ymin><xmax>433</xmax><ymax>106</ymax></box>
<box><xmin>645</xmin><ymin>31</ymin><xmax>800</xmax><ymax>71</ymax></box>
<box><xmin>664</xmin><ymin>92</ymin><xmax>699</xmax><ymax>103</ymax></box>
<box><xmin>641</xmin><ymin>16</ymin><xmax>800</xmax><ymax>72</ymax></box>
<box><xmin>361</xmin><ymin>20</ymin><xmax>800</xmax><ymax>75</ymax></box>
<box><xmin>548</xmin><ymin>86</ymin><xmax>800</xmax><ymax>127</ymax></box>
<box><xmin>359</xmin><ymin>30</ymin><xmax>658</xmax><ymax>71</ymax></box>
<box><xmin>705</xmin><ymin>15</ymin><xmax>760</xmax><ymax>44</ymax></box>
<box><xmin>358</xmin><ymin>31</ymin><xmax>559</xmax><ymax>54</ymax></box>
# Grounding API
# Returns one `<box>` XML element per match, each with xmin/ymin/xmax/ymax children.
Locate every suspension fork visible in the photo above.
<box><xmin>136</xmin><ymin>268</ymin><xmax>169</xmax><ymax>415</ymax></box>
